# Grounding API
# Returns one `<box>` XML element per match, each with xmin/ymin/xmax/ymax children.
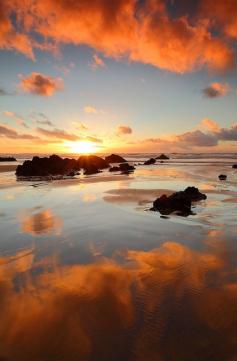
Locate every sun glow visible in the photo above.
<box><xmin>68</xmin><ymin>141</ymin><xmax>98</xmax><ymax>154</ymax></box>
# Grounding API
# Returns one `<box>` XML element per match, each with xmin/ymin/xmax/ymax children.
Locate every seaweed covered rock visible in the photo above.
<box><xmin>78</xmin><ymin>155</ymin><xmax>109</xmax><ymax>170</ymax></box>
<box><xmin>16</xmin><ymin>155</ymin><xmax>80</xmax><ymax>177</ymax></box>
<box><xmin>151</xmin><ymin>187</ymin><xmax>207</xmax><ymax>216</ymax></box>
<box><xmin>156</xmin><ymin>154</ymin><xmax>169</xmax><ymax>160</ymax></box>
<box><xmin>0</xmin><ymin>157</ymin><xmax>17</xmax><ymax>162</ymax></box>
<box><xmin>144</xmin><ymin>158</ymin><xmax>156</xmax><ymax>165</ymax></box>
<box><xmin>105</xmin><ymin>154</ymin><xmax>127</xmax><ymax>163</ymax></box>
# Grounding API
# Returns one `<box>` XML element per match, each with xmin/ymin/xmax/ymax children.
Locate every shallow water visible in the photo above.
<box><xmin>1</xmin><ymin>160</ymin><xmax>237</xmax><ymax>361</ymax></box>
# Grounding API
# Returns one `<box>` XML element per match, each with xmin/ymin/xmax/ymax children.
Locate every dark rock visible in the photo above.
<box><xmin>109</xmin><ymin>166</ymin><xmax>120</xmax><ymax>172</ymax></box>
<box><xmin>105</xmin><ymin>154</ymin><xmax>127</xmax><ymax>163</ymax></box>
<box><xmin>151</xmin><ymin>187</ymin><xmax>207</xmax><ymax>216</ymax></box>
<box><xmin>67</xmin><ymin>170</ymin><xmax>78</xmax><ymax>177</ymax></box>
<box><xmin>219</xmin><ymin>174</ymin><xmax>227</xmax><ymax>180</ymax></box>
<box><xmin>232</xmin><ymin>164</ymin><xmax>237</xmax><ymax>169</ymax></box>
<box><xmin>0</xmin><ymin>157</ymin><xmax>17</xmax><ymax>162</ymax></box>
<box><xmin>119</xmin><ymin>163</ymin><xmax>135</xmax><ymax>173</ymax></box>
<box><xmin>183</xmin><ymin>186</ymin><xmax>207</xmax><ymax>201</ymax></box>
<box><xmin>78</xmin><ymin>155</ymin><xmax>109</xmax><ymax>170</ymax></box>
<box><xmin>83</xmin><ymin>165</ymin><xmax>101</xmax><ymax>175</ymax></box>
<box><xmin>156</xmin><ymin>154</ymin><xmax>169</xmax><ymax>160</ymax></box>
<box><xmin>16</xmin><ymin>155</ymin><xmax>80</xmax><ymax>177</ymax></box>
<box><xmin>144</xmin><ymin>158</ymin><xmax>156</xmax><ymax>165</ymax></box>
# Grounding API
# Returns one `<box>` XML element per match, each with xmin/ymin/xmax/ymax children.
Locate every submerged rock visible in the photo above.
<box><xmin>144</xmin><ymin>158</ymin><xmax>156</xmax><ymax>165</ymax></box>
<box><xmin>0</xmin><ymin>156</ymin><xmax>17</xmax><ymax>162</ymax></box>
<box><xmin>16</xmin><ymin>155</ymin><xmax>80</xmax><ymax>177</ymax></box>
<box><xmin>156</xmin><ymin>154</ymin><xmax>169</xmax><ymax>160</ymax></box>
<box><xmin>151</xmin><ymin>187</ymin><xmax>207</xmax><ymax>216</ymax></box>
<box><xmin>105</xmin><ymin>154</ymin><xmax>127</xmax><ymax>163</ymax></box>
<box><xmin>219</xmin><ymin>174</ymin><xmax>227</xmax><ymax>180</ymax></box>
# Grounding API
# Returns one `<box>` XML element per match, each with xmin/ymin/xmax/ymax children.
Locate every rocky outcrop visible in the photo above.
<box><xmin>156</xmin><ymin>154</ymin><xmax>169</xmax><ymax>160</ymax></box>
<box><xmin>109</xmin><ymin>166</ymin><xmax>120</xmax><ymax>172</ymax></box>
<box><xmin>119</xmin><ymin>163</ymin><xmax>135</xmax><ymax>174</ymax></box>
<box><xmin>0</xmin><ymin>157</ymin><xmax>17</xmax><ymax>162</ymax></box>
<box><xmin>219</xmin><ymin>174</ymin><xmax>227</xmax><ymax>180</ymax></box>
<box><xmin>16</xmin><ymin>155</ymin><xmax>80</xmax><ymax>177</ymax></box>
<box><xmin>84</xmin><ymin>165</ymin><xmax>101</xmax><ymax>175</ymax></box>
<box><xmin>109</xmin><ymin>162</ymin><xmax>136</xmax><ymax>173</ymax></box>
<box><xmin>78</xmin><ymin>155</ymin><xmax>109</xmax><ymax>170</ymax></box>
<box><xmin>151</xmin><ymin>187</ymin><xmax>207</xmax><ymax>216</ymax></box>
<box><xmin>105</xmin><ymin>154</ymin><xmax>127</xmax><ymax>163</ymax></box>
<box><xmin>144</xmin><ymin>158</ymin><xmax>156</xmax><ymax>165</ymax></box>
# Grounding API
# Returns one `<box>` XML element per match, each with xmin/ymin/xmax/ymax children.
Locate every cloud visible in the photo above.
<box><xmin>201</xmin><ymin>118</ymin><xmax>220</xmax><ymax>132</ymax></box>
<box><xmin>3</xmin><ymin>111</ymin><xmax>14</xmax><ymax>117</ymax></box>
<box><xmin>90</xmin><ymin>54</ymin><xmax>106</xmax><ymax>69</ymax></box>
<box><xmin>176</xmin><ymin>129</ymin><xmax>218</xmax><ymax>147</ymax></box>
<box><xmin>201</xmin><ymin>0</ymin><xmax>237</xmax><ymax>39</ymax></box>
<box><xmin>217</xmin><ymin>125</ymin><xmax>237</xmax><ymax>141</ymax></box>
<box><xmin>36</xmin><ymin>127</ymin><xmax>79</xmax><ymax>141</ymax></box>
<box><xmin>84</xmin><ymin>136</ymin><xmax>103</xmax><ymax>144</ymax></box>
<box><xmin>116</xmin><ymin>125</ymin><xmax>133</xmax><ymax>136</ymax></box>
<box><xmin>202</xmin><ymin>82</ymin><xmax>230</xmax><ymax>98</ymax></box>
<box><xmin>54</xmin><ymin>62</ymin><xmax>75</xmax><ymax>75</ymax></box>
<box><xmin>30</xmin><ymin>112</ymin><xmax>54</xmax><ymax>127</ymax></box>
<box><xmin>0</xmin><ymin>0</ymin><xmax>34</xmax><ymax>59</ymax></box>
<box><xmin>0</xmin><ymin>123</ymin><xmax>38</xmax><ymax>140</ymax></box>
<box><xmin>75</xmin><ymin>122</ymin><xmax>88</xmax><ymax>131</ymax></box>
<box><xmin>3</xmin><ymin>111</ymin><xmax>29</xmax><ymax>128</ymax></box>
<box><xmin>84</xmin><ymin>106</ymin><xmax>98</xmax><ymax>114</ymax></box>
<box><xmin>1</xmin><ymin>0</ymin><xmax>235</xmax><ymax>73</ymax></box>
<box><xmin>142</xmin><ymin>120</ymin><xmax>237</xmax><ymax>150</ymax></box>
<box><xmin>20</xmin><ymin>72</ymin><xmax>63</xmax><ymax>96</ymax></box>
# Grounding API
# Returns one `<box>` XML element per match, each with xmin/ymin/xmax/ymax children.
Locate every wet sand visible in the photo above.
<box><xmin>0</xmin><ymin>164</ymin><xmax>17</xmax><ymax>172</ymax></box>
<box><xmin>1</xmin><ymin>161</ymin><xmax>237</xmax><ymax>360</ymax></box>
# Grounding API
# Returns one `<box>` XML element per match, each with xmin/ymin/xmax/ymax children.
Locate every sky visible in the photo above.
<box><xmin>0</xmin><ymin>0</ymin><xmax>237</xmax><ymax>154</ymax></box>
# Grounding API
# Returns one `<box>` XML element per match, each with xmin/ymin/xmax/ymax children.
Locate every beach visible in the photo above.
<box><xmin>0</xmin><ymin>154</ymin><xmax>237</xmax><ymax>360</ymax></box>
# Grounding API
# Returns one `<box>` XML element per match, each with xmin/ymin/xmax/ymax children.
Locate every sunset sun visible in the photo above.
<box><xmin>68</xmin><ymin>141</ymin><xmax>97</xmax><ymax>154</ymax></box>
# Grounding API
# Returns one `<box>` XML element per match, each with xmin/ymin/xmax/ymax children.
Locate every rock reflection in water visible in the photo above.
<box><xmin>0</xmin><ymin>239</ymin><xmax>237</xmax><ymax>361</ymax></box>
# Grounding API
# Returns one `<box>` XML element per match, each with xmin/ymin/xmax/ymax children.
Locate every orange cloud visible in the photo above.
<box><xmin>20</xmin><ymin>72</ymin><xmax>63</xmax><ymax>96</ymax></box>
<box><xmin>1</xmin><ymin>0</ymin><xmax>235</xmax><ymax>73</ymax></box>
<box><xmin>201</xmin><ymin>118</ymin><xmax>220</xmax><ymax>132</ymax></box>
<box><xmin>90</xmin><ymin>54</ymin><xmax>106</xmax><ymax>69</ymax></box>
<box><xmin>202</xmin><ymin>82</ymin><xmax>230</xmax><ymax>98</ymax></box>
<box><xmin>202</xmin><ymin>0</ymin><xmax>237</xmax><ymax>39</ymax></box>
<box><xmin>84</xmin><ymin>106</ymin><xmax>98</xmax><ymax>114</ymax></box>
<box><xmin>116</xmin><ymin>125</ymin><xmax>133</xmax><ymax>136</ymax></box>
<box><xmin>0</xmin><ymin>1</ymin><xmax>34</xmax><ymax>59</ymax></box>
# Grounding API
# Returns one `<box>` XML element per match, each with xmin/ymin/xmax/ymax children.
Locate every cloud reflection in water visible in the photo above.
<box><xmin>0</xmin><ymin>238</ymin><xmax>237</xmax><ymax>360</ymax></box>
<box><xmin>21</xmin><ymin>209</ymin><xmax>62</xmax><ymax>236</ymax></box>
